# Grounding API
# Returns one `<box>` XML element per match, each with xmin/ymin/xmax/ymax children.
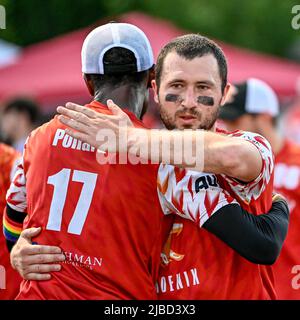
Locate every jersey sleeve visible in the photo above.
<box><xmin>157</xmin><ymin>164</ymin><xmax>238</xmax><ymax>227</ymax></box>
<box><xmin>6</xmin><ymin>156</ymin><xmax>27</xmax><ymax>213</ymax></box>
<box><xmin>3</xmin><ymin>156</ymin><xmax>27</xmax><ymax>242</ymax></box>
<box><xmin>220</xmin><ymin>131</ymin><xmax>274</xmax><ymax>202</ymax></box>
<box><xmin>10</xmin><ymin>156</ymin><xmax>22</xmax><ymax>182</ymax></box>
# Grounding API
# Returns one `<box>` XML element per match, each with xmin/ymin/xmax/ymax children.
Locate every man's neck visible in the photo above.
<box><xmin>253</xmin><ymin>116</ymin><xmax>284</xmax><ymax>156</ymax></box>
<box><xmin>245</xmin><ymin>123</ymin><xmax>284</xmax><ymax>156</ymax></box>
<box><xmin>261</xmin><ymin>128</ymin><xmax>284</xmax><ymax>155</ymax></box>
<box><xmin>94</xmin><ymin>85</ymin><xmax>144</xmax><ymax>119</ymax></box>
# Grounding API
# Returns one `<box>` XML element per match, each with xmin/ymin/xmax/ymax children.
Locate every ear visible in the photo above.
<box><xmin>83</xmin><ymin>73</ymin><xmax>94</xmax><ymax>97</ymax></box>
<box><xmin>151</xmin><ymin>79</ymin><xmax>159</xmax><ymax>104</ymax></box>
<box><xmin>220</xmin><ymin>83</ymin><xmax>231</xmax><ymax>106</ymax></box>
<box><xmin>147</xmin><ymin>65</ymin><xmax>155</xmax><ymax>88</ymax></box>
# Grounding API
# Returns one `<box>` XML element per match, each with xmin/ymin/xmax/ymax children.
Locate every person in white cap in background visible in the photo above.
<box><xmin>219</xmin><ymin>78</ymin><xmax>300</xmax><ymax>299</ymax></box>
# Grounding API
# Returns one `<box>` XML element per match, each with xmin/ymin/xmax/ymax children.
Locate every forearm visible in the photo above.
<box><xmin>129</xmin><ymin>128</ymin><xmax>260</xmax><ymax>181</ymax></box>
<box><xmin>202</xmin><ymin>201</ymin><xmax>289</xmax><ymax>265</ymax></box>
<box><xmin>129</xmin><ymin>128</ymin><xmax>201</xmax><ymax>167</ymax></box>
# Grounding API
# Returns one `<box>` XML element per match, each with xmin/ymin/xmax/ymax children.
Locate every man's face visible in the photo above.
<box><xmin>1</xmin><ymin>110</ymin><xmax>31</xmax><ymax>141</ymax></box>
<box><xmin>1</xmin><ymin>111</ymin><xmax>19</xmax><ymax>139</ymax></box>
<box><xmin>152</xmin><ymin>52</ymin><xmax>229</xmax><ymax>130</ymax></box>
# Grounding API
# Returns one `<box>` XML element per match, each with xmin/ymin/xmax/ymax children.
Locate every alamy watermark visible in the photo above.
<box><xmin>52</xmin><ymin>124</ymin><xmax>205</xmax><ymax>169</ymax></box>
<box><xmin>94</xmin><ymin>126</ymin><xmax>205</xmax><ymax>169</ymax></box>
<box><xmin>0</xmin><ymin>5</ymin><xmax>6</xmax><ymax>30</ymax></box>
<box><xmin>291</xmin><ymin>265</ymin><xmax>300</xmax><ymax>290</ymax></box>
<box><xmin>0</xmin><ymin>265</ymin><xmax>6</xmax><ymax>290</ymax></box>
<box><xmin>292</xmin><ymin>5</ymin><xmax>300</xmax><ymax>30</ymax></box>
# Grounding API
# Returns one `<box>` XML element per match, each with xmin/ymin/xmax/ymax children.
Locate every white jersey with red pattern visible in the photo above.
<box><xmin>216</xmin><ymin>129</ymin><xmax>274</xmax><ymax>212</ymax></box>
<box><xmin>5</xmin><ymin>156</ymin><xmax>27</xmax><ymax>212</ymax></box>
<box><xmin>156</xmin><ymin>129</ymin><xmax>275</xmax><ymax>300</ymax></box>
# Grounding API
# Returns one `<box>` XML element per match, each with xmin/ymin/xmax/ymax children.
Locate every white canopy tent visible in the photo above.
<box><xmin>0</xmin><ymin>39</ymin><xmax>20</xmax><ymax>68</ymax></box>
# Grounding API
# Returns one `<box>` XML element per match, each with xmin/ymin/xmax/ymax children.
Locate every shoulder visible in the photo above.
<box><xmin>25</xmin><ymin>117</ymin><xmax>63</xmax><ymax>145</ymax></box>
<box><xmin>288</xmin><ymin>140</ymin><xmax>300</xmax><ymax>157</ymax></box>
<box><xmin>0</xmin><ymin>143</ymin><xmax>20</xmax><ymax>168</ymax></box>
<box><xmin>0</xmin><ymin>142</ymin><xmax>19</xmax><ymax>158</ymax></box>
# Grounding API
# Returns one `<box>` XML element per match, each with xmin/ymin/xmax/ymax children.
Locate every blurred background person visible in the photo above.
<box><xmin>282</xmin><ymin>106</ymin><xmax>300</xmax><ymax>145</ymax></box>
<box><xmin>1</xmin><ymin>98</ymin><xmax>40</xmax><ymax>153</ymax></box>
<box><xmin>0</xmin><ymin>142</ymin><xmax>22</xmax><ymax>299</ymax></box>
<box><xmin>219</xmin><ymin>78</ymin><xmax>300</xmax><ymax>299</ymax></box>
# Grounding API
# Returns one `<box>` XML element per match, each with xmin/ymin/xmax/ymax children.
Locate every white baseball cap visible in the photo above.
<box><xmin>220</xmin><ymin>78</ymin><xmax>279</xmax><ymax>120</ymax></box>
<box><xmin>81</xmin><ymin>22</ymin><xmax>154</xmax><ymax>75</ymax></box>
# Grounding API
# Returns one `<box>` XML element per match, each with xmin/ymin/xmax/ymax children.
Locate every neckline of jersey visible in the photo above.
<box><xmin>87</xmin><ymin>100</ymin><xmax>145</xmax><ymax>127</ymax></box>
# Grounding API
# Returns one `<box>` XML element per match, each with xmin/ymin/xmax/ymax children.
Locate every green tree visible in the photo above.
<box><xmin>0</xmin><ymin>0</ymin><xmax>298</xmax><ymax>59</ymax></box>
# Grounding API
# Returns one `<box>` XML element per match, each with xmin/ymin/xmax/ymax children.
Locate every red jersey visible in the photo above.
<box><xmin>6</xmin><ymin>101</ymin><xmax>164</xmax><ymax>300</ymax></box>
<box><xmin>156</xmin><ymin>129</ymin><xmax>275</xmax><ymax>300</ymax></box>
<box><xmin>0</xmin><ymin>143</ymin><xmax>22</xmax><ymax>300</ymax></box>
<box><xmin>272</xmin><ymin>139</ymin><xmax>300</xmax><ymax>299</ymax></box>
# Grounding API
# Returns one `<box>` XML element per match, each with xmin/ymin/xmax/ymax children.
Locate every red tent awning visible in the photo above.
<box><xmin>0</xmin><ymin>11</ymin><xmax>299</xmax><ymax>112</ymax></box>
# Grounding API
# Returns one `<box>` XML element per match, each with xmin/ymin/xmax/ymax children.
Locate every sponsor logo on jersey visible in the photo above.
<box><xmin>195</xmin><ymin>174</ymin><xmax>219</xmax><ymax>191</ymax></box>
<box><xmin>156</xmin><ymin>268</ymin><xmax>200</xmax><ymax>294</ymax></box>
<box><xmin>63</xmin><ymin>251</ymin><xmax>103</xmax><ymax>270</ymax></box>
<box><xmin>161</xmin><ymin>223</ymin><xmax>184</xmax><ymax>267</ymax></box>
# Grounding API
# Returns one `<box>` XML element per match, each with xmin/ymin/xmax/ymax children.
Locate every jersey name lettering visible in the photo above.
<box><xmin>52</xmin><ymin>129</ymin><xmax>95</xmax><ymax>152</ymax></box>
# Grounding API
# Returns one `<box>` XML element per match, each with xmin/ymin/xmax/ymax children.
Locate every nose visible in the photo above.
<box><xmin>181</xmin><ymin>87</ymin><xmax>197</xmax><ymax>109</ymax></box>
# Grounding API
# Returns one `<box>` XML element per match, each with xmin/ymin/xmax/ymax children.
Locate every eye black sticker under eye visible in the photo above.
<box><xmin>197</xmin><ymin>96</ymin><xmax>214</xmax><ymax>106</ymax></box>
<box><xmin>165</xmin><ymin>94</ymin><xmax>183</xmax><ymax>103</ymax></box>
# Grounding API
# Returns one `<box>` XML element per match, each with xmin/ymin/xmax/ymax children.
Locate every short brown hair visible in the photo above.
<box><xmin>155</xmin><ymin>34</ymin><xmax>228</xmax><ymax>92</ymax></box>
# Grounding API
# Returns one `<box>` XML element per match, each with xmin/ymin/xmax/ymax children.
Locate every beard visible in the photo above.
<box><xmin>159</xmin><ymin>104</ymin><xmax>220</xmax><ymax>131</ymax></box>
